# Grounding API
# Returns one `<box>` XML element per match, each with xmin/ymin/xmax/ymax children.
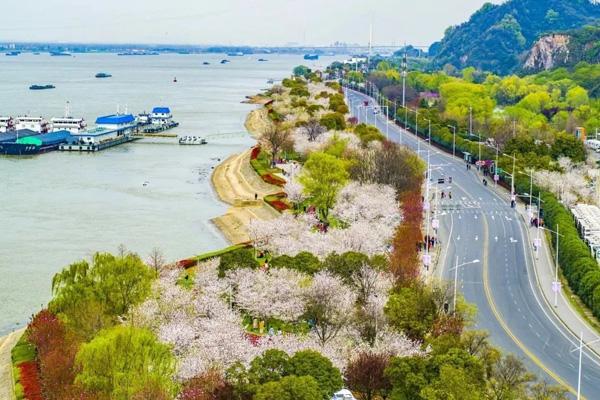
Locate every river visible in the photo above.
<box><xmin>0</xmin><ymin>53</ymin><xmax>341</xmax><ymax>334</ymax></box>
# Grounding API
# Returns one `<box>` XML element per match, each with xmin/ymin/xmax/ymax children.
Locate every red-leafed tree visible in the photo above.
<box><xmin>345</xmin><ymin>352</ymin><xmax>392</xmax><ymax>400</ymax></box>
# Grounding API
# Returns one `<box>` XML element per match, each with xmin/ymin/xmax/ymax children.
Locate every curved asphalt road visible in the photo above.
<box><xmin>346</xmin><ymin>89</ymin><xmax>600</xmax><ymax>399</ymax></box>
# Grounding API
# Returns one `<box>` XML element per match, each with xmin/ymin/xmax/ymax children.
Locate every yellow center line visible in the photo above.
<box><xmin>481</xmin><ymin>213</ymin><xmax>582</xmax><ymax>397</ymax></box>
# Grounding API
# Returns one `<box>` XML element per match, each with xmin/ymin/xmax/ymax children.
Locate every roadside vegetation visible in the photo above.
<box><xmin>337</xmin><ymin>59</ymin><xmax>600</xmax><ymax>325</ymax></box>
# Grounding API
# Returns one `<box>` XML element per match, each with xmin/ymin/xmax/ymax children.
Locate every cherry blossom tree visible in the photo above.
<box><xmin>227</xmin><ymin>268</ymin><xmax>308</xmax><ymax>322</ymax></box>
<box><xmin>304</xmin><ymin>272</ymin><xmax>357</xmax><ymax>345</ymax></box>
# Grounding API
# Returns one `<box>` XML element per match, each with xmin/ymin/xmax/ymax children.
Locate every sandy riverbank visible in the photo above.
<box><xmin>211</xmin><ymin>107</ymin><xmax>281</xmax><ymax>244</ymax></box>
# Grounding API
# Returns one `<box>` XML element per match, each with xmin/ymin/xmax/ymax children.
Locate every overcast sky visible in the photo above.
<box><xmin>1</xmin><ymin>0</ymin><xmax>505</xmax><ymax>46</ymax></box>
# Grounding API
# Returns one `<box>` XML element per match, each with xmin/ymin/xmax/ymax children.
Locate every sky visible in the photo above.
<box><xmin>1</xmin><ymin>0</ymin><xmax>506</xmax><ymax>47</ymax></box>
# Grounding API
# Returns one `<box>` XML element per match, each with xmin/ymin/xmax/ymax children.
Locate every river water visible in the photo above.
<box><xmin>0</xmin><ymin>53</ymin><xmax>341</xmax><ymax>334</ymax></box>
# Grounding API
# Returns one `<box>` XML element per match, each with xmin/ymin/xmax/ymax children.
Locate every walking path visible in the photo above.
<box><xmin>211</xmin><ymin>149</ymin><xmax>281</xmax><ymax>244</ymax></box>
<box><xmin>0</xmin><ymin>329</ymin><xmax>25</xmax><ymax>400</ymax></box>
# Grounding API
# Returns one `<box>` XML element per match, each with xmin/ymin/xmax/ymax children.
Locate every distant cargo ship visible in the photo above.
<box><xmin>303</xmin><ymin>54</ymin><xmax>319</xmax><ymax>60</ymax></box>
<box><xmin>50</xmin><ymin>51</ymin><xmax>72</xmax><ymax>57</ymax></box>
<box><xmin>0</xmin><ymin>131</ymin><xmax>71</xmax><ymax>155</ymax></box>
<box><xmin>95</xmin><ymin>72</ymin><xmax>112</xmax><ymax>78</ymax></box>
<box><xmin>29</xmin><ymin>84</ymin><xmax>55</xmax><ymax>91</ymax></box>
<box><xmin>117</xmin><ymin>51</ymin><xmax>159</xmax><ymax>56</ymax></box>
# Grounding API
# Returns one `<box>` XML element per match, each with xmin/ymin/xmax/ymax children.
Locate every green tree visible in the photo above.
<box><xmin>50</xmin><ymin>252</ymin><xmax>156</xmax><ymax>338</ymax></box>
<box><xmin>551</xmin><ymin>133</ymin><xmax>586</xmax><ymax>162</ymax></box>
<box><xmin>254</xmin><ymin>375</ymin><xmax>321</xmax><ymax>400</ymax></box>
<box><xmin>249</xmin><ymin>350</ymin><xmax>291</xmax><ymax>385</ymax></box>
<box><xmin>566</xmin><ymin>86</ymin><xmax>589</xmax><ymax>108</ymax></box>
<box><xmin>75</xmin><ymin>326</ymin><xmax>176</xmax><ymax>399</ymax></box>
<box><xmin>320</xmin><ymin>112</ymin><xmax>347</xmax><ymax>131</ymax></box>
<box><xmin>420</xmin><ymin>365</ymin><xmax>482</xmax><ymax>400</ymax></box>
<box><xmin>288</xmin><ymin>350</ymin><xmax>343</xmax><ymax>400</ymax></box>
<box><xmin>384</xmin><ymin>284</ymin><xmax>438</xmax><ymax>341</ymax></box>
<box><xmin>299</xmin><ymin>152</ymin><xmax>349</xmax><ymax>220</ymax></box>
<box><xmin>293</xmin><ymin>65</ymin><xmax>312</xmax><ymax>78</ymax></box>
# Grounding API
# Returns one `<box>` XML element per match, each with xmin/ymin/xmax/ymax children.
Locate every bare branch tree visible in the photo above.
<box><xmin>147</xmin><ymin>247</ymin><xmax>166</xmax><ymax>273</ymax></box>
<box><xmin>302</xmin><ymin>119</ymin><xmax>326</xmax><ymax>142</ymax></box>
<box><xmin>259</xmin><ymin>123</ymin><xmax>293</xmax><ymax>167</ymax></box>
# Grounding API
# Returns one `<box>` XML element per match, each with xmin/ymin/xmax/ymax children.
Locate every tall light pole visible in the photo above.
<box><xmin>503</xmin><ymin>153</ymin><xmax>517</xmax><ymax>198</ymax></box>
<box><xmin>452</xmin><ymin>257</ymin><xmax>480</xmax><ymax>312</ymax></box>
<box><xmin>570</xmin><ymin>333</ymin><xmax>600</xmax><ymax>400</ymax></box>
<box><xmin>542</xmin><ymin>224</ymin><xmax>563</xmax><ymax>308</ymax></box>
<box><xmin>401</xmin><ymin>45</ymin><xmax>407</xmax><ymax>108</ymax></box>
<box><xmin>519</xmin><ymin>169</ymin><xmax>535</xmax><ymax>212</ymax></box>
<box><xmin>448</xmin><ymin>125</ymin><xmax>456</xmax><ymax>158</ymax></box>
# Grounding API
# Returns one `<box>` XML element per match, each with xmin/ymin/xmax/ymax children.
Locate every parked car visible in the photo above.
<box><xmin>332</xmin><ymin>389</ymin><xmax>356</xmax><ymax>400</ymax></box>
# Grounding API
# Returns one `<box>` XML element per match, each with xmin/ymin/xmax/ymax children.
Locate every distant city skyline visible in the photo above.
<box><xmin>1</xmin><ymin>0</ymin><xmax>505</xmax><ymax>47</ymax></box>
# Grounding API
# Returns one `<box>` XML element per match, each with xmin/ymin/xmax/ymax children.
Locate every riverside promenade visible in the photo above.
<box><xmin>210</xmin><ymin>108</ymin><xmax>281</xmax><ymax>244</ymax></box>
<box><xmin>0</xmin><ymin>329</ymin><xmax>24</xmax><ymax>400</ymax></box>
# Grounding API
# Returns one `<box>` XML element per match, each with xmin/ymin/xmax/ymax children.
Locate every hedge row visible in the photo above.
<box><xmin>541</xmin><ymin>193</ymin><xmax>600</xmax><ymax>318</ymax></box>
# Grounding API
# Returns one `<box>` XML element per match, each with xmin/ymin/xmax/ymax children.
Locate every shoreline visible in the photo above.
<box><xmin>209</xmin><ymin>107</ymin><xmax>280</xmax><ymax>244</ymax></box>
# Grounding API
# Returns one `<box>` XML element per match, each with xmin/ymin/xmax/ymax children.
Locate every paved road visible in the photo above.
<box><xmin>346</xmin><ymin>89</ymin><xmax>600</xmax><ymax>399</ymax></box>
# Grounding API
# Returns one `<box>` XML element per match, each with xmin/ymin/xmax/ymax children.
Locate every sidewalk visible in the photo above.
<box><xmin>486</xmin><ymin>177</ymin><xmax>600</xmax><ymax>356</ymax></box>
<box><xmin>0</xmin><ymin>329</ymin><xmax>25</xmax><ymax>400</ymax></box>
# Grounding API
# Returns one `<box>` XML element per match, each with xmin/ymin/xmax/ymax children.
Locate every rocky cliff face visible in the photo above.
<box><xmin>523</xmin><ymin>34</ymin><xmax>570</xmax><ymax>71</ymax></box>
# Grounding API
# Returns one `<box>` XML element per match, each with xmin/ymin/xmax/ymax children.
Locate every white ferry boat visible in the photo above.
<box><xmin>0</xmin><ymin>117</ymin><xmax>15</xmax><ymax>133</ymax></box>
<box><xmin>179</xmin><ymin>136</ymin><xmax>207</xmax><ymax>145</ymax></box>
<box><xmin>50</xmin><ymin>102</ymin><xmax>87</xmax><ymax>133</ymax></box>
<box><xmin>51</xmin><ymin>117</ymin><xmax>87</xmax><ymax>133</ymax></box>
<box><xmin>16</xmin><ymin>116</ymin><xmax>50</xmax><ymax>133</ymax></box>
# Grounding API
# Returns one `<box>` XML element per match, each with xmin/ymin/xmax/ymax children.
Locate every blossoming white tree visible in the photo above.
<box><xmin>304</xmin><ymin>272</ymin><xmax>357</xmax><ymax>345</ymax></box>
<box><xmin>227</xmin><ymin>268</ymin><xmax>308</xmax><ymax>322</ymax></box>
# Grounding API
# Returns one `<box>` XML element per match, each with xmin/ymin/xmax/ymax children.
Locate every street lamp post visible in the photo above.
<box><xmin>448</xmin><ymin>125</ymin><xmax>456</xmax><ymax>158</ymax></box>
<box><xmin>452</xmin><ymin>257</ymin><xmax>480</xmax><ymax>312</ymax></box>
<box><xmin>503</xmin><ymin>153</ymin><xmax>517</xmax><ymax>201</ymax></box>
<box><xmin>570</xmin><ymin>333</ymin><xmax>600</xmax><ymax>400</ymax></box>
<box><xmin>542</xmin><ymin>224</ymin><xmax>563</xmax><ymax>308</ymax></box>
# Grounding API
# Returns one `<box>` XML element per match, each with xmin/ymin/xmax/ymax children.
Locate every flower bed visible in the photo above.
<box><xmin>249</xmin><ymin>147</ymin><xmax>287</xmax><ymax>187</ymax></box>
<box><xmin>265</xmin><ymin>193</ymin><xmax>291</xmax><ymax>212</ymax></box>
<box><xmin>262</xmin><ymin>173</ymin><xmax>287</xmax><ymax>187</ymax></box>
<box><xmin>11</xmin><ymin>334</ymin><xmax>40</xmax><ymax>400</ymax></box>
<box><xmin>250</xmin><ymin>146</ymin><xmax>261</xmax><ymax>160</ymax></box>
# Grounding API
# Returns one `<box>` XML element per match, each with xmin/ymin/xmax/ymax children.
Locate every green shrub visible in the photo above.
<box><xmin>271</xmin><ymin>252</ymin><xmax>322</xmax><ymax>274</ymax></box>
<box><xmin>354</xmin><ymin>123</ymin><xmax>385</xmax><ymax>146</ymax></box>
<box><xmin>219</xmin><ymin>248</ymin><xmax>259</xmax><ymax>277</ymax></box>
<box><xmin>320</xmin><ymin>113</ymin><xmax>346</xmax><ymax>131</ymax></box>
<box><xmin>290</xmin><ymin>87</ymin><xmax>310</xmax><ymax>97</ymax></box>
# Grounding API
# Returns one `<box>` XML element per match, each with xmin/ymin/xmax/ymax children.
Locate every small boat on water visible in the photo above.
<box><xmin>173</xmin><ymin>77</ymin><xmax>178</xmax><ymax>83</ymax></box>
<box><xmin>179</xmin><ymin>136</ymin><xmax>207</xmax><ymax>145</ymax></box>
<box><xmin>203</xmin><ymin>61</ymin><xmax>210</xmax><ymax>65</ymax></box>
<box><xmin>5</xmin><ymin>51</ymin><xmax>20</xmax><ymax>57</ymax></box>
<box><xmin>95</xmin><ymin>72</ymin><xmax>112</xmax><ymax>78</ymax></box>
<box><xmin>220</xmin><ymin>59</ymin><xmax>230</xmax><ymax>64</ymax></box>
<box><xmin>29</xmin><ymin>84</ymin><xmax>55</xmax><ymax>91</ymax></box>
<box><xmin>303</xmin><ymin>54</ymin><xmax>319</xmax><ymax>60</ymax></box>
<box><xmin>267</xmin><ymin>79</ymin><xmax>274</xmax><ymax>84</ymax></box>
<box><xmin>50</xmin><ymin>51</ymin><xmax>71</xmax><ymax>57</ymax></box>
<box><xmin>258</xmin><ymin>58</ymin><xmax>268</xmax><ymax>62</ymax></box>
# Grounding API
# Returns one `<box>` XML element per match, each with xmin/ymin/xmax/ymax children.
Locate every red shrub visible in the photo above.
<box><xmin>178</xmin><ymin>258</ymin><xmax>197</xmax><ymax>269</ymax></box>
<box><xmin>262</xmin><ymin>173</ymin><xmax>286</xmax><ymax>186</ymax></box>
<box><xmin>250</xmin><ymin>146</ymin><xmax>261</xmax><ymax>160</ymax></box>
<box><xmin>269</xmin><ymin>200</ymin><xmax>291</xmax><ymax>211</ymax></box>
<box><xmin>27</xmin><ymin>310</ymin><xmax>64</xmax><ymax>357</ymax></box>
<box><xmin>19</xmin><ymin>361</ymin><xmax>43</xmax><ymax>400</ymax></box>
